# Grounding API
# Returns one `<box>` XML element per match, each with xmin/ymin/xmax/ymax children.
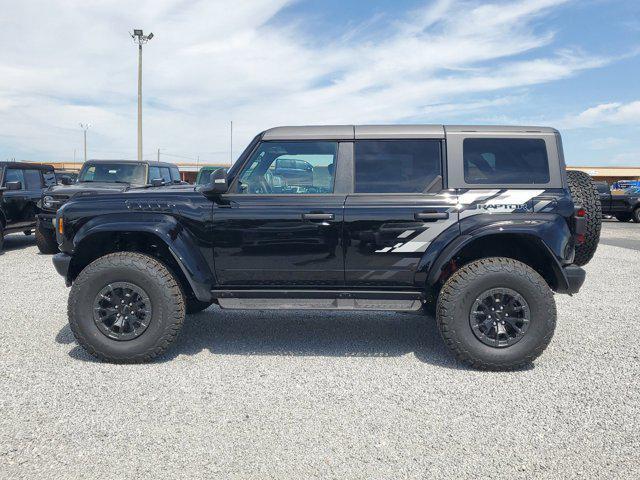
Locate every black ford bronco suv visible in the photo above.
<box><xmin>1</xmin><ymin>161</ymin><xmax>56</xmax><ymax>252</ymax></box>
<box><xmin>51</xmin><ymin>125</ymin><xmax>601</xmax><ymax>369</ymax></box>
<box><xmin>594</xmin><ymin>181</ymin><xmax>640</xmax><ymax>223</ymax></box>
<box><xmin>36</xmin><ymin>159</ymin><xmax>184</xmax><ymax>254</ymax></box>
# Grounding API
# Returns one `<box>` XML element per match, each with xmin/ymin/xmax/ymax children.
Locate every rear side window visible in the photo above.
<box><xmin>170</xmin><ymin>166</ymin><xmax>181</xmax><ymax>182</ymax></box>
<box><xmin>24</xmin><ymin>169</ymin><xmax>43</xmax><ymax>190</ymax></box>
<box><xmin>354</xmin><ymin>140</ymin><xmax>442</xmax><ymax>193</ymax></box>
<box><xmin>148</xmin><ymin>166</ymin><xmax>161</xmax><ymax>181</ymax></box>
<box><xmin>463</xmin><ymin>138</ymin><xmax>550</xmax><ymax>184</ymax></box>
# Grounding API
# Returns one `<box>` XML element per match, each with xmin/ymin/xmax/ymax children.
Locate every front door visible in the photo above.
<box><xmin>213</xmin><ymin>140</ymin><xmax>346</xmax><ymax>287</ymax></box>
<box><xmin>344</xmin><ymin>139</ymin><xmax>456</xmax><ymax>288</ymax></box>
<box><xmin>1</xmin><ymin>168</ymin><xmax>30</xmax><ymax>228</ymax></box>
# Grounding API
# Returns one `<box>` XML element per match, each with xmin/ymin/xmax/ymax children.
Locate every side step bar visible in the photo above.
<box><xmin>211</xmin><ymin>290</ymin><xmax>424</xmax><ymax>311</ymax></box>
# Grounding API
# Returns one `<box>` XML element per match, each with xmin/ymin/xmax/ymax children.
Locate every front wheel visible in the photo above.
<box><xmin>615</xmin><ymin>213</ymin><xmax>632</xmax><ymax>222</ymax></box>
<box><xmin>436</xmin><ymin>257</ymin><xmax>556</xmax><ymax>370</ymax></box>
<box><xmin>35</xmin><ymin>225</ymin><xmax>59</xmax><ymax>254</ymax></box>
<box><xmin>68</xmin><ymin>252</ymin><xmax>185</xmax><ymax>363</ymax></box>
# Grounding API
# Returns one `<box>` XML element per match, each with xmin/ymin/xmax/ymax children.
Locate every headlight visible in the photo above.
<box><xmin>43</xmin><ymin>196</ymin><xmax>55</xmax><ymax>209</ymax></box>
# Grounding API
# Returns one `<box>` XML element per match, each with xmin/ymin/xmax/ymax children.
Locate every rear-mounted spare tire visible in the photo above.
<box><xmin>567</xmin><ymin>170</ymin><xmax>601</xmax><ymax>266</ymax></box>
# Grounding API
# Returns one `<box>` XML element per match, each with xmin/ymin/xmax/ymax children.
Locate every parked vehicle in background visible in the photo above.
<box><xmin>55</xmin><ymin>170</ymin><xmax>79</xmax><ymax>184</ymax></box>
<box><xmin>196</xmin><ymin>166</ymin><xmax>228</xmax><ymax>186</ymax></box>
<box><xmin>52</xmin><ymin>125</ymin><xmax>600</xmax><ymax>370</ymax></box>
<box><xmin>0</xmin><ymin>162</ymin><xmax>56</xmax><ymax>251</ymax></box>
<box><xmin>597</xmin><ymin>181</ymin><xmax>640</xmax><ymax>222</ymax></box>
<box><xmin>612</xmin><ymin>179</ymin><xmax>640</xmax><ymax>190</ymax></box>
<box><xmin>35</xmin><ymin>160</ymin><xmax>183</xmax><ymax>254</ymax></box>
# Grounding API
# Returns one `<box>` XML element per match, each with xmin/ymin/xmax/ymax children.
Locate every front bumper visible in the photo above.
<box><xmin>557</xmin><ymin>265</ymin><xmax>586</xmax><ymax>295</ymax></box>
<box><xmin>52</xmin><ymin>253</ymin><xmax>71</xmax><ymax>283</ymax></box>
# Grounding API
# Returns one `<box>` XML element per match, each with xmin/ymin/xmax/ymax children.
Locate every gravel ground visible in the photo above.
<box><xmin>1</xmin><ymin>222</ymin><xmax>639</xmax><ymax>479</ymax></box>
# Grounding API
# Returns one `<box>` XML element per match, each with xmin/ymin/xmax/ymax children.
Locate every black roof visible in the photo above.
<box><xmin>0</xmin><ymin>161</ymin><xmax>54</xmax><ymax>170</ymax></box>
<box><xmin>83</xmin><ymin>159</ymin><xmax>178</xmax><ymax>168</ymax></box>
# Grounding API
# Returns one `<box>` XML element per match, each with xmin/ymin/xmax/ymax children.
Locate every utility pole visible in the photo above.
<box><xmin>230</xmin><ymin>120</ymin><xmax>233</xmax><ymax>164</ymax></box>
<box><xmin>79</xmin><ymin>123</ymin><xmax>91</xmax><ymax>162</ymax></box>
<box><xmin>131</xmin><ymin>29</ymin><xmax>154</xmax><ymax>161</ymax></box>
<box><xmin>157</xmin><ymin>148</ymin><xmax>160</xmax><ymax>163</ymax></box>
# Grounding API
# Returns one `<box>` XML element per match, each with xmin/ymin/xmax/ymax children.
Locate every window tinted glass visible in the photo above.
<box><xmin>79</xmin><ymin>163</ymin><xmax>146</xmax><ymax>184</ymax></box>
<box><xmin>43</xmin><ymin>171</ymin><xmax>57</xmax><ymax>187</ymax></box>
<box><xmin>236</xmin><ymin>141</ymin><xmax>338</xmax><ymax>194</ymax></box>
<box><xmin>160</xmin><ymin>167</ymin><xmax>172</xmax><ymax>183</ymax></box>
<box><xmin>148</xmin><ymin>166</ymin><xmax>161</xmax><ymax>181</ymax></box>
<box><xmin>4</xmin><ymin>168</ymin><xmax>24</xmax><ymax>188</ymax></box>
<box><xmin>354</xmin><ymin>140</ymin><xmax>442</xmax><ymax>193</ymax></box>
<box><xmin>24</xmin><ymin>169</ymin><xmax>42</xmax><ymax>190</ymax></box>
<box><xmin>596</xmin><ymin>183</ymin><xmax>609</xmax><ymax>194</ymax></box>
<box><xmin>463</xmin><ymin>138</ymin><xmax>550</xmax><ymax>184</ymax></box>
<box><xmin>170</xmin><ymin>166</ymin><xmax>181</xmax><ymax>182</ymax></box>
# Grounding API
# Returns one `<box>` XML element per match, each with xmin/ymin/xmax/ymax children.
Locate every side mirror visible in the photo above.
<box><xmin>150</xmin><ymin>178</ymin><xmax>164</xmax><ymax>187</ymax></box>
<box><xmin>61</xmin><ymin>176</ymin><xmax>73</xmax><ymax>185</ymax></box>
<box><xmin>6</xmin><ymin>181</ymin><xmax>22</xmax><ymax>191</ymax></box>
<box><xmin>202</xmin><ymin>168</ymin><xmax>228</xmax><ymax>197</ymax></box>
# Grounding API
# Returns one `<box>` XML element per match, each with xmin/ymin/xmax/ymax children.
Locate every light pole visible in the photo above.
<box><xmin>131</xmin><ymin>29</ymin><xmax>153</xmax><ymax>161</ymax></box>
<box><xmin>79</xmin><ymin>123</ymin><xmax>91</xmax><ymax>162</ymax></box>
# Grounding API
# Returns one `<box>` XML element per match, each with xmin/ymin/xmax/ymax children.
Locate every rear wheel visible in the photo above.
<box><xmin>615</xmin><ymin>213</ymin><xmax>632</xmax><ymax>222</ymax></box>
<box><xmin>68</xmin><ymin>252</ymin><xmax>185</xmax><ymax>363</ymax></box>
<box><xmin>35</xmin><ymin>225</ymin><xmax>59</xmax><ymax>254</ymax></box>
<box><xmin>566</xmin><ymin>170</ymin><xmax>601</xmax><ymax>266</ymax></box>
<box><xmin>633</xmin><ymin>208</ymin><xmax>640</xmax><ymax>223</ymax></box>
<box><xmin>436</xmin><ymin>257</ymin><xmax>556</xmax><ymax>370</ymax></box>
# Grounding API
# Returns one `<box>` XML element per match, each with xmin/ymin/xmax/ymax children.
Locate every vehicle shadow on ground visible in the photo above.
<box><xmin>57</xmin><ymin>307</ymin><xmax>534</xmax><ymax>371</ymax></box>
<box><xmin>0</xmin><ymin>233</ymin><xmax>36</xmax><ymax>254</ymax></box>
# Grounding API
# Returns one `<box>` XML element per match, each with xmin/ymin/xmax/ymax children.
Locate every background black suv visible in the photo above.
<box><xmin>0</xmin><ymin>161</ymin><xmax>56</xmax><ymax>251</ymax></box>
<box><xmin>36</xmin><ymin>159</ymin><xmax>183</xmax><ymax>254</ymax></box>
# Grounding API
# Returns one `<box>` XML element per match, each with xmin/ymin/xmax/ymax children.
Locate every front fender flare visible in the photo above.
<box><xmin>72</xmin><ymin>213</ymin><xmax>214</xmax><ymax>302</ymax></box>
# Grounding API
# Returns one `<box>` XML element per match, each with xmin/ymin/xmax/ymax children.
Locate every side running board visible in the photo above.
<box><xmin>211</xmin><ymin>290</ymin><xmax>424</xmax><ymax>312</ymax></box>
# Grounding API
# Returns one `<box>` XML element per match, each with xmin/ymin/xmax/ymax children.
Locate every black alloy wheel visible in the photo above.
<box><xmin>93</xmin><ymin>282</ymin><xmax>152</xmax><ymax>341</ymax></box>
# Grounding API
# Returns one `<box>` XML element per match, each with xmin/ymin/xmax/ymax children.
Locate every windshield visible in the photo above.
<box><xmin>78</xmin><ymin>163</ymin><xmax>147</xmax><ymax>184</ymax></box>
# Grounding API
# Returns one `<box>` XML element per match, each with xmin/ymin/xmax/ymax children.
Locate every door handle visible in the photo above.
<box><xmin>415</xmin><ymin>211</ymin><xmax>449</xmax><ymax>221</ymax></box>
<box><xmin>302</xmin><ymin>213</ymin><xmax>334</xmax><ymax>221</ymax></box>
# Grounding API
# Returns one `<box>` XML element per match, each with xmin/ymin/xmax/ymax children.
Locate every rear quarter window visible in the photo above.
<box><xmin>463</xmin><ymin>138</ymin><xmax>549</xmax><ymax>184</ymax></box>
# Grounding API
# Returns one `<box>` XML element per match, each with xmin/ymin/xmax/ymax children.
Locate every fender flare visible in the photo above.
<box><xmin>71</xmin><ymin>213</ymin><xmax>214</xmax><ymax>302</ymax></box>
<box><xmin>421</xmin><ymin>219</ymin><xmax>571</xmax><ymax>293</ymax></box>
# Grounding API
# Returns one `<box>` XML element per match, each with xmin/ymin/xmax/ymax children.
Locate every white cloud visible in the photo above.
<box><xmin>567</xmin><ymin>101</ymin><xmax>640</xmax><ymax>128</ymax></box>
<box><xmin>0</xmin><ymin>0</ymin><xmax>617</xmax><ymax>163</ymax></box>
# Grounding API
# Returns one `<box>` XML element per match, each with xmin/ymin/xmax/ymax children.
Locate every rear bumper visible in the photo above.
<box><xmin>557</xmin><ymin>265</ymin><xmax>586</xmax><ymax>295</ymax></box>
<box><xmin>52</xmin><ymin>253</ymin><xmax>71</xmax><ymax>283</ymax></box>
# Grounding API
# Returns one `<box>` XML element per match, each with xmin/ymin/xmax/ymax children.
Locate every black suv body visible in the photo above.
<box><xmin>51</xmin><ymin>125</ymin><xmax>598</xmax><ymax>369</ymax></box>
<box><xmin>595</xmin><ymin>181</ymin><xmax>640</xmax><ymax>222</ymax></box>
<box><xmin>0</xmin><ymin>161</ymin><xmax>56</xmax><ymax>250</ymax></box>
<box><xmin>36</xmin><ymin>159</ymin><xmax>183</xmax><ymax>253</ymax></box>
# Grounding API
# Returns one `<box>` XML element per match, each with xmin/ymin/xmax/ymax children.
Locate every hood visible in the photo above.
<box><xmin>45</xmin><ymin>182</ymin><xmax>130</xmax><ymax>196</ymax></box>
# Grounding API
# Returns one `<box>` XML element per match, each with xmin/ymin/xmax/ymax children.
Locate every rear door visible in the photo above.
<box><xmin>344</xmin><ymin>133</ymin><xmax>456</xmax><ymax>288</ymax></box>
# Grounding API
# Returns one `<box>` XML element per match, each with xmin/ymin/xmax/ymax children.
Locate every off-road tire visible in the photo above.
<box><xmin>436</xmin><ymin>257</ymin><xmax>556</xmax><ymax>371</ymax></box>
<box><xmin>566</xmin><ymin>170</ymin><xmax>601</xmax><ymax>266</ymax></box>
<box><xmin>186</xmin><ymin>297</ymin><xmax>213</xmax><ymax>314</ymax></box>
<box><xmin>35</xmin><ymin>225</ymin><xmax>59</xmax><ymax>254</ymax></box>
<box><xmin>615</xmin><ymin>213</ymin><xmax>632</xmax><ymax>222</ymax></box>
<box><xmin>68</xmin><ymin>252</ymin><xmax>185</xmax><ymax>363</ymax></box>
<box><xmin>633</xmin><ymin>208</ymin><xmax>640</xmax><ymax>223</ymax></box>
<box><xmin>0</xmin><ymin>224</ymin><xmax>4</xmax><ymax>252</ymax></box>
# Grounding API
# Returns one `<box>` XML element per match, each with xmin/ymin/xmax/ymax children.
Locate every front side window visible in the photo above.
<box><xmin>23</xmin><ymin>169</ymin><xmax>43</xmax><ymax>190</ymax></box>
<box><xmin>43</xmin><ymin>171</ymin><xmax>57</xmax><ymax>187</ymax></box>
<box><xmin>4</xmin><ymin>168</ymin><xmax>25</xmax><ymax>188</ymax></box>
<box><xmin>235</xmin><ymin>141</ymin><xmax>338</xmax><ymax>194</ymax></box>
<box><xmin>170</xmin><ymin>166</ymin><xmax>181</xmax><ymax>183</ymax></box>
<box><xmin>160</xmin><ymin>167</ymin><xmax>172</xmax><ymax>183</ymax></box>
<box><xmin>354</xmin><ymin>140</ymin><xmax>442</xmax><ymax>193</ymax></box>
<box><xmin>79</xmin><ymin>163</ymin><xmax>147</xmax><ymax>185</ymax></box>
<box><xmin>463</xmin><ymin>138</ymin><xmax>550</xmax><ymax>184</ymax></box>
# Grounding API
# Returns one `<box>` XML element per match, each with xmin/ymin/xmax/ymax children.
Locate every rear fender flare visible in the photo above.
<box><xmin>421</xmin><ymin>217</ymin><xmax>571</xmax><ymax>292</ymax></box>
